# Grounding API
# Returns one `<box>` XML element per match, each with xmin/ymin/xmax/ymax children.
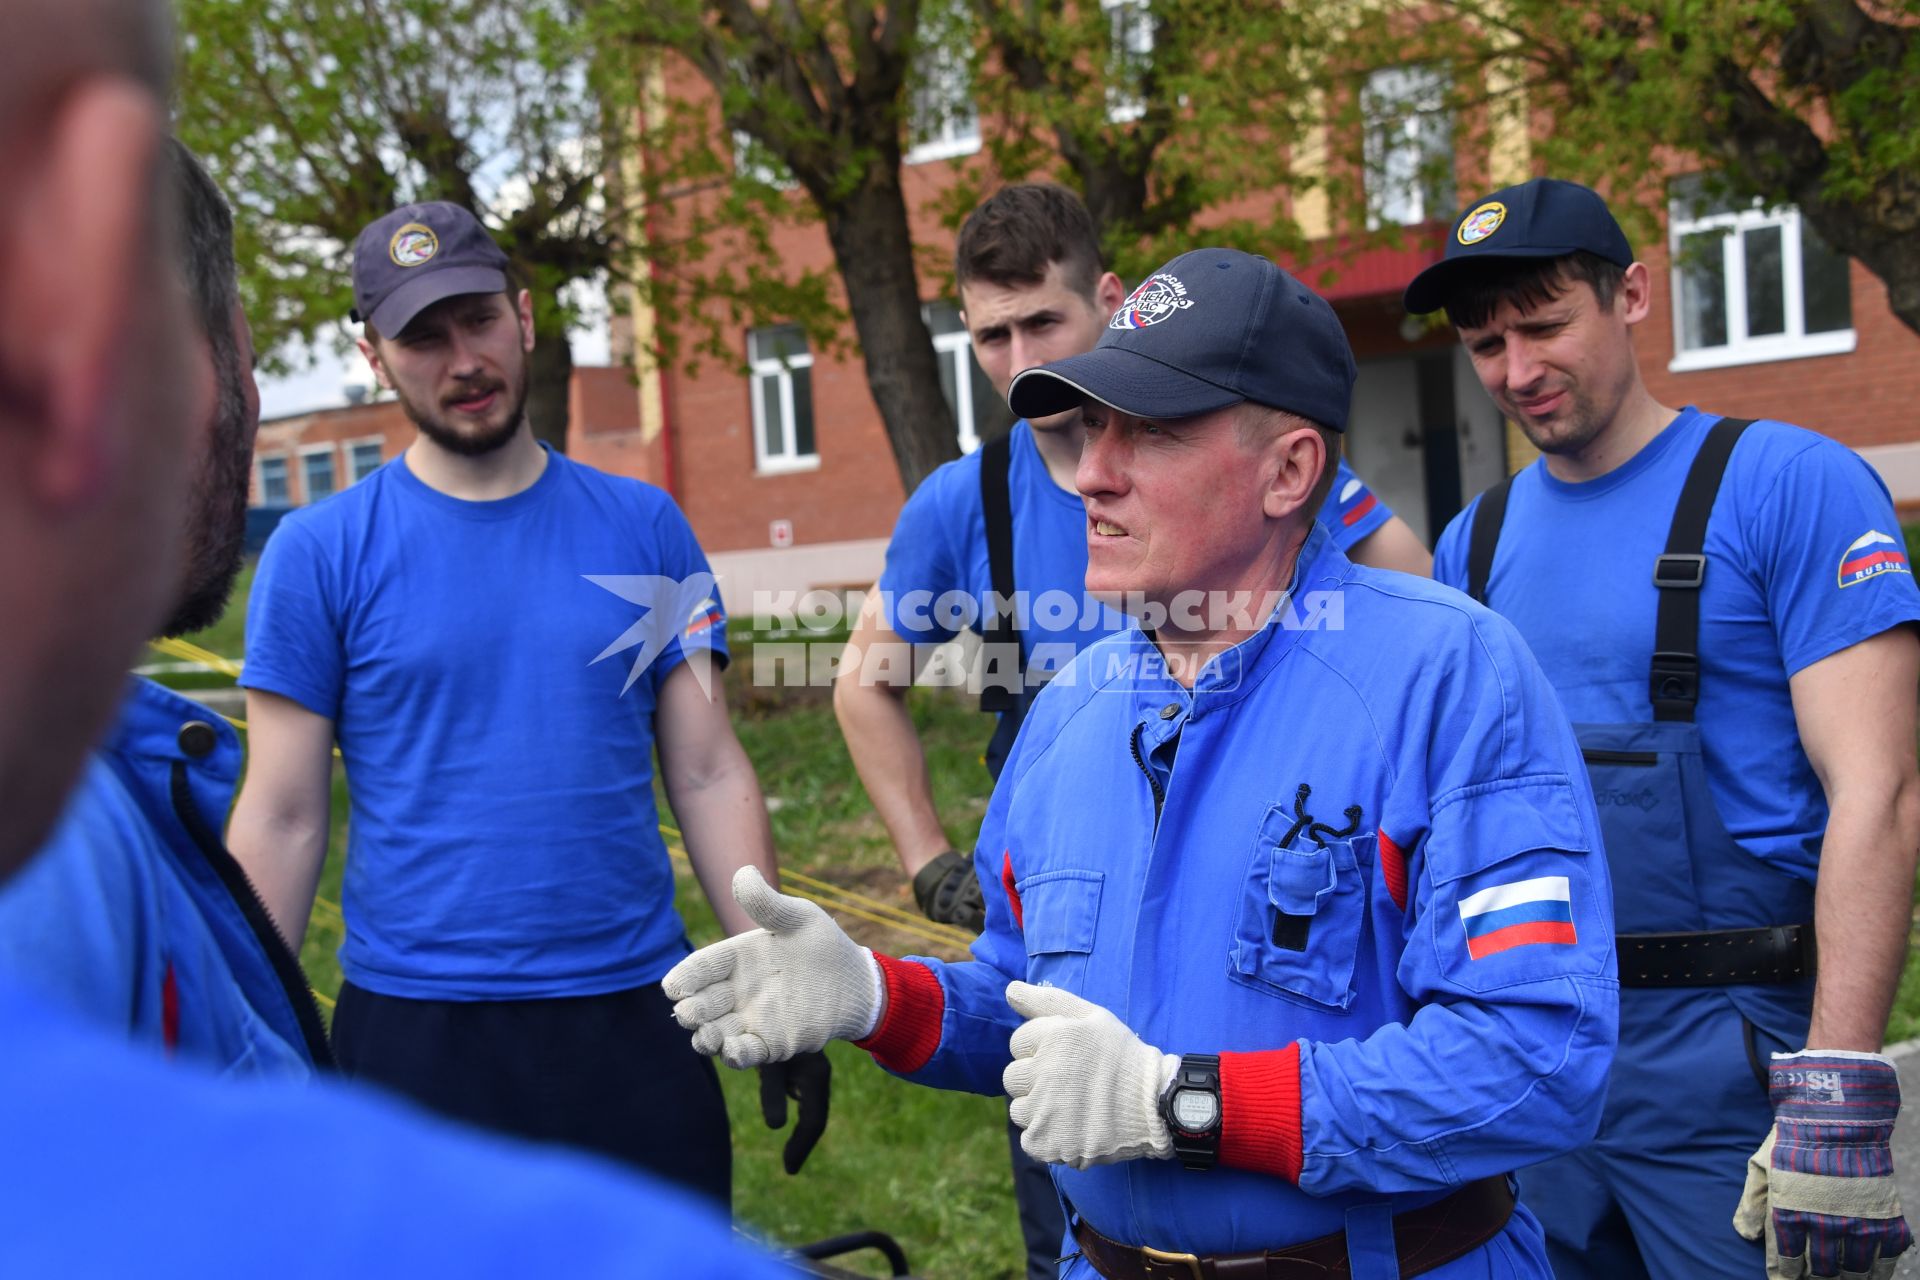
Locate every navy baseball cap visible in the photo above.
<box><xmin>1007</xmin><ymin>247</ymin><xmax>1356</xmax><ymax>431</ymax></box>
<box><xmin>1402</xmin><ymin>178</ymin><xmax>1634</xmax><ymax>315</ymax></box>
<box><xmin>350</xmin><ymin>202</ymin><xmax>510</xmax><ymax>335</ymax></box>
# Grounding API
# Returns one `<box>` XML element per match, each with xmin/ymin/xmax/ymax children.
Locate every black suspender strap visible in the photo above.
<box><xmin>1649</xmin><ymin>417</ymin><xmax>1753</xmax><ymax>722</ymax></box>
<box><xmin>978</xmin><ymin>433</ymin><xmax>1023</xmax><ymax>714</ymax></box>
<box><xmin>1466</xmin><ymin>475</ymin><xmax>1515</xmax><ymax>605</ymax></box>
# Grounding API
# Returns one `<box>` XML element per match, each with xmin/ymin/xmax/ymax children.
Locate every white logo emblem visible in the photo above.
<box><xmin>1110</xmin><ymin>273</ymin><xmax>1195</xmax><ymax>330</ymax></box>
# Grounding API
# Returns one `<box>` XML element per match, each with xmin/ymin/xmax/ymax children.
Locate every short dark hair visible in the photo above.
<box><xmin>1441</xmin><ymin>251</ymin><xmax>1627</xmax><ymax>330</ymax></box>
<box><xmin>163</xmin><ymin>138</ymin><xmax>241</xmax><ymax>381</ymax></box>
<box><xmin>955</xmin><ymin>183</ymin><xmax>1104</xmax><ymax>300</ymax></box>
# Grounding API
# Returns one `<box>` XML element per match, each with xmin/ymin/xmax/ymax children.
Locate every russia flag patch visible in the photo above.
<box><xmin>1459</xmin><ymin>875</ymin><xmax>1577</xmax><ymax>960</ymax></box>
<box><xmin>1838</xmin><ymin>530</ymin><xmax>1910</xmax><ymax>589</ymax></box>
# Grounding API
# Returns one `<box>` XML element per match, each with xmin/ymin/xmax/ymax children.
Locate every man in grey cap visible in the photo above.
<box><xmin>230</xmin><ymin>201</ymin><xmax>830</xmax><ymax>1202</ymax></box>
<box><xmin>663</xmin><ymin>247</ymin><xmax>1617</xmax><ymax>1279</ymax></box>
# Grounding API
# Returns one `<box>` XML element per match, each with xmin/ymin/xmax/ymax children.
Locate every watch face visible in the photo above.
<box><xmin>1171</xmin><ymin>1088</ymin><xmax>1219</xmax><ymax>1131</ymax></box>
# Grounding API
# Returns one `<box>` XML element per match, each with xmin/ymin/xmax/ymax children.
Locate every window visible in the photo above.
<box><xmin>257</xmin><ymin>455</ymin><xmax>290</xmax><ymax>507</ymax></box>
<box><xmin>1362</xmin><ymin>66</ymin><xmax>1453</xmax><ymax>229</ymax></box>
<box><xmin>1103</xmin><ymin>0</ymin><xmax>1153</xmax><ymax>124</ymax></box>
<box><xmin>1668</xmin><ymin>176</ymin><xmax>1854</xmax><ymax>371</ymax></box>
<box><xmin>924</xmin><ymin>301</ymin><xmax>1013</xmax><ymax>454</ymax></box>
<box><xmin>300</xmin><ymin>446</ymin><xmax>337</xmax><ymax>504</ymax></box>
<box><xmin>347</xmin><ymin>440</ymin><xmax>384</xmax><ymax>484</ymax></box>
<box><xmin>905</xmin><ymin>34</ymin><xmax>979</xmax><ymax>163</ymax></box>
<box><xmin>749</xmin><ymin>324</ymin><xmax>818</xmax><ymax>473</ymax></box>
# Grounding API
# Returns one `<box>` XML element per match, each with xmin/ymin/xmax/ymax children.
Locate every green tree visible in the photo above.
<box><xmin>1387</xmin><ymin>0</ymin><xmax>1920</xmax><ymax>335</ymax></box>
<box><xmin>961</xmin><ymin>0</ymin><xmax>1341</xmax><ymax>279</ymax></box>
<box><xmin>175</xmin><ymin>0</ymin><xmax>631</xmax><ymax>450</ymax></box>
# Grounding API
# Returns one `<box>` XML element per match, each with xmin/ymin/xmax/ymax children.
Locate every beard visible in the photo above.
<box><xmin>394</xmin><ymin>357</ymin><xmax>531</xmax><ymax>458</ymax></box>
<box><xmin>160</xmin><ymin>353</ymin><xmax>256</xmax><ymax>639</ymax></box>
<box><xmin>1504</xmin><ymin>383</ymin><xmax>1609</xmax><ymax>459</ymax></box>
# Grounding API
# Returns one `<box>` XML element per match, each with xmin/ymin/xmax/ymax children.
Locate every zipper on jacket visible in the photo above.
<box><xmin>170</xmin><ymin>762</ymin><xmax>335</xmax><ymax>1068</ymax></box>
<box><xmin>1581</xmin><ymin>748</ymin><xmax>1659</xmax><ymax>767</ymax></box>
<box><xmin>1129</xmin><ymin>721</ymin><xmax>1166</xmax><ymax>827</ymax></box>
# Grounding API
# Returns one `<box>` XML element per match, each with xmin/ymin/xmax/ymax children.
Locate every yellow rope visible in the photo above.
<box><xmin>152</xmin><ymin>635</ymin><xmax>243</xmax><ymax>678</ymax></box>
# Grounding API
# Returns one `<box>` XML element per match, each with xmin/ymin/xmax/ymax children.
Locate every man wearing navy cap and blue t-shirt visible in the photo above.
<box><xmin>674</xmin><ymin>246</ymin><xmax>1619</xmax><ymax>1280</ymax></box>
<box><xmin>834</xmin><ymin>184</ymin><xmax>1432</xmax><ymax>1278</ymax></box>
<box><xmin>228</xmin><ymin>200</ymin><xmax>831</xmax><ymax>1205</ymax></box>
<box><xmin>1411</xmin><ymin>177</ymin><xmax>1920</xmax><ymax>1280</ymax></box>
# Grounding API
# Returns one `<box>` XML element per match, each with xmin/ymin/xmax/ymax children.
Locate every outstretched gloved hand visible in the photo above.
<box><xmin>1002</xmin><ymin>981</ymin><xmax>1178</xmax><ymax>1170</ymax></box>
<box><xmin>663</xmin><ymin>866</ymin><xmax>882</xmax><ymax>1070</ymax></box>
<box><xmin>1733</xmin><ymin>1049</ymin><xmax>1913</xmax><ymax>1279</ymax></box>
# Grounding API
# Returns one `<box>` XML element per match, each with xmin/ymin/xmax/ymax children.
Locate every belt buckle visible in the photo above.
<box><xmin>1139</xmin><ymin>1245</ymin><xmax>1204</xmax><ymax>1280</ymax></box>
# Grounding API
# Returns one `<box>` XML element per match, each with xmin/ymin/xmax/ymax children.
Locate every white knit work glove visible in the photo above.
<box><xmin>662</xmin><ymin>867</ymin><xmax>882</xmax><ymax>1070</ymax></box>
<box><xmin>1002</xmin><ymin>981</ymin><xmax>1179</xmax><ymax>1170</ymax></box>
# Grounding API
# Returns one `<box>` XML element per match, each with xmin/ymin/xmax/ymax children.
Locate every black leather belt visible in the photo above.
<box><xmin>1616</xmin><ymin>923</ymin><xmax>1814</xmax><ymax>988</ymax></box>
<box><xmin>1070</xmin><ymin>1176</ymin><xmax>1515</xmax><ymax>1280</ymax></box>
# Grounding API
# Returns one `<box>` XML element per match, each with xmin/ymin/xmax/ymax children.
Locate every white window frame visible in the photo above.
<box><xmin>255</xmin><ymin>452</ymin><xmax>292</xmax><ymax>507</ymax></box>
<box><xmin>1666</xmin><ymin>194</ymin><xmax>1856</xmax><ymax>373</ymax></box>
<box><xmin>344</xmin><ymin>435</ymin><xmax>386</xmax><ymax>485</ymax></box>
<box><xmin>904</xmin><ymin>35</ymin><xmax>980</xmax><ymax>165</ymax></box>
<box><xmin>1102</xmin><ymin>0</ymin><xmax>1153</xmax><ymax>124</ymax></box>
<box><xmin>297</xmin><ymin>443</ymin><xmax>338</xmax><ymax>505</ymax></box>
<box><xmin>1362</xmin><ymin>65</ymin><xmax>1452</xmax><ymax>230</ymax></box>
<box><xmin>749</xmin><ymin>327</ymin><xmax>819</xmax><ymax>475</ymax></box>
<box><xmin>924</xmin><ymin>302</ymin><xmax>984</xmax><ymax>455</ymax></box>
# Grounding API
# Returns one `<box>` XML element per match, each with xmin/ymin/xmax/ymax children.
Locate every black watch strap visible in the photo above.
<box><xmin>1161</xmin><ymin>1053</ymin><xmax>1222</xmax><ymax>1171</ymax></box>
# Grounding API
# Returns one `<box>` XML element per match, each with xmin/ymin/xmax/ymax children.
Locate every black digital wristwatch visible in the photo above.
<box><xmin>1160</xmin><ymin>1053</ymin><xmax>1222</xmax><ymax>1170</ymax></box>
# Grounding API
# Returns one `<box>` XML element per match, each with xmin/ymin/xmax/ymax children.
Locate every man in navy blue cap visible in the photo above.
<box><xmin>229</xmin><ymin>199</ymin><xmax>832</xmax><ymax>1203</ymax></box>
<box><xmin>665</xmin><ymin>246</ymin><xmax>1619</xmax><ymax>1279</ymax></box>
<box><xmin>1413</xmin><ymin>177</ymin><xmax>1920</xmax><ymax>1280</ymax></box>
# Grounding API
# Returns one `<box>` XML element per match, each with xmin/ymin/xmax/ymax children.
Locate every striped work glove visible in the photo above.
<box><xmin>1733</xmin><ymin>1050</ymin><xmax>1913</xmax><ymax>1279</ymax></box>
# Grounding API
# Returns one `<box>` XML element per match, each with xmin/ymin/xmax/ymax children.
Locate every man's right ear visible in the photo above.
<box><xmin>0</xmin><ymin>78</ymin><xmax>167</xmax><ymax>509</ymax></box>
<box><xmin>355</xmin><ymin>336</ymin><xmax>396</xmax><ymax>390</ymax></box>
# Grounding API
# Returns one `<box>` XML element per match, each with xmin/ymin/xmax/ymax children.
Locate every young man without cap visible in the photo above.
<box><xmin>0</xmin><ymin>138</ymin><xmax>329</xmax><ymax>1080</ymax></box>
<box><xmin>1413</xmin><ymin>176</ymin><xmax>1920</xmax><ymax>1280</ymax></box>
<box><xmin>836</xmin><ymin>181</ymin><xmax>1435</xmax><ymax>1278</ymax></box>
<box><xmin>229</xmin><ymin>201</ymin><xmax>826</xmax><ymax>1203</ymax></box>
<box><xmin>0</xmin><ymin>2</ymin><xmax>797</xmax><ymax>1272</ymax></box>
<box><xmin>676</xmin><ymin>246</ymin><xmax>1619</xmax><ymax>1280</ymax></box>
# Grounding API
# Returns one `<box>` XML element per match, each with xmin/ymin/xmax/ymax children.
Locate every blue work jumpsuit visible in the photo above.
<box><xmin>0</xmin><ymin>677</ymin><xmax>327</xmax><ymax>1076</ymax></box>
<box><xmin>861</xmin><ymin>526</ymin><xmax>1621</xmax><ymax>1279</ymax></box>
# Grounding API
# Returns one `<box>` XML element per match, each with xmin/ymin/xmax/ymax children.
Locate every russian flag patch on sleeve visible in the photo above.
<box><xmin>1458</xmin><ymin>875</ymin><xmax>1577</xmax><ymax>959</ymax></box>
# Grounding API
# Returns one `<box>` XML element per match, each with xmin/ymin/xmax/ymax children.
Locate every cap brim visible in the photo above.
<box><xmin>1402</xmin><ymin>244</ymin><xmax>1595</xmax><ymax>316</ymax></box>
<box><xmin>365</xmin><ymin>265</ymin><xmax>509</xmax><ymax>335</ymax></box>
<box><xmin>1007</xmin><ymin>347</ymin><xmax>1244</xmax><ymax>421</ymax></box>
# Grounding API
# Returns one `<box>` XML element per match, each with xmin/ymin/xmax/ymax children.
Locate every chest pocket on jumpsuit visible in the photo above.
<box><xmin>1229</xmin><ymin>802</ymin><xmax>1372</xmax><ymax>1011</ymax></box>
<box><xmin>1018</xmin><ymin>869</ymin><xmax>1104</xmax><ymax>990</ymax></box>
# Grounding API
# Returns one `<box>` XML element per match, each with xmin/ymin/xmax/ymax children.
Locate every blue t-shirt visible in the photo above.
<box><xmin>876</xmin><ymin>420</ymin><xmax>1395</xmax><ymax>680</ymax></box>
<box><xmin>0</xmin><ymin>980</ymin><xmax>790</xmax><ymax>1276</ymax></box>
<box><xmin>1434</xmin><ymin>409</ymin><xmax>1920</xmax><ymax>883</ymax></box>
<box><xmin>241</xmin><ymin>447</ymin><xmax>727</xmax><ymax>1000</ymax></box>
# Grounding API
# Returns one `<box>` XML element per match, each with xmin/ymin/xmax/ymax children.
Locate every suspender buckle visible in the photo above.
<box><xmin>1653</xmin><ymin>553</ymin><xmax>1707</xmax><ymax>589</ymax></box>
<box><xmin>1650</xmin><ymin>650</ymin><xmax>1700</xmax><ymax>717</ymax></box>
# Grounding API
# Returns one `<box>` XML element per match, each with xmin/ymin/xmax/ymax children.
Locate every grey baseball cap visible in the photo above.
<box><xmin>350</xmin><ymin>202</ymin><xmax>509</xmax><ymax>336</ymax></box>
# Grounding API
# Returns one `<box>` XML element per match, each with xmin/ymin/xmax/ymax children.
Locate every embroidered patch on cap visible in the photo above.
<box><xmin>1457</xmin><ymin>201</ymin><xmax>1507</xmax><ymax>246</ymax></box>
<box><xmin>1109</xmin><ymin>272</ymin><xmax>1195</xmax><ymax>329</ymax></box>
<box><xmin>389</xmin><ymin>223</ymin><xmax>440</xmax><ymax>267</ymax></box>
<box><xmin>1458</xmin><ymin>875</ymin><xmax>1575</xmax><ymax>959</ymax></box>
<box><xmin>1838</xmin><ymin>529</ymin><xmax>1910</xmax><ymax>588</ymax></box>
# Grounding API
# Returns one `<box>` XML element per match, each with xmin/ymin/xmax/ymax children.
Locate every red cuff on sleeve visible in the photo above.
<box><xmin>1378</xmin><ymin>828</ymin><xmax>1408</xmax><ymax>912</ymax></box>
<box><xmin>852</xmin><ymin>953</ymin><xmax>946</xmax><ymax>1074</ymax></box>
<box><xmin>1219</xmin><ymin>1043</ymin><xmax>1303</xmax><ymax>1182</ymax></box>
